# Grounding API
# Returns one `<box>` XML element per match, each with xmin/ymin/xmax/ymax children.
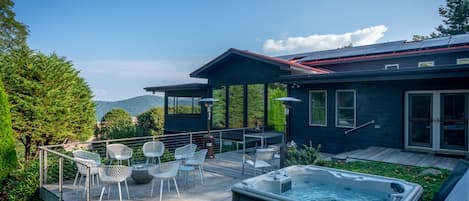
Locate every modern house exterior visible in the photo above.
<box><xmin>145</xmin><ymin>34</ymin><xmax>469</xmax><ymax>155</ymax></box>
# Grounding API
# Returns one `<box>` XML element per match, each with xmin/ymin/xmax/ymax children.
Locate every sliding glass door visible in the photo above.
<box><xmin>408</xmin><ymin>93</ymin><xmax>433</xmax><ymax>147</ymax></box>
<box><xmin>440</xmin><ymin>93</ymin><xmax>468</xmax><ymax>150</ymax></box>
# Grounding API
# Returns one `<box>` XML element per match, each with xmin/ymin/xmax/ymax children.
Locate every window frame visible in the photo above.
<box><xmin>418</xmin><ymin>61</ymin><xmax>434</xmax><ymax>68</ymax></box>
<box><xmin>384</xmin><ymin>64</ymin><xmax>400</xmax><ymax>70</ymax></box>
<box><xmin>166</xmin><ymin>96</ymin><xmax>202</xmax><ymax>116</ymax></box>
<box><xmin>309</xmin><ymin>90</ymin><xmax>327</xmax><ymax>127</ymax></box>
<box><xmin>335</xmin><ymin>89</ymin><xmax>356</xmax><ymax>128</ymax></box>
<box><xmin>457</xmin><ymin>58</ymin><xmax>469</xmax><ymax>65</ymax></box>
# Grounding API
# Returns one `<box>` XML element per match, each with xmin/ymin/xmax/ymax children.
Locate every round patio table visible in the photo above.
<box><xmin>131</xmin><ymin>163</ymin><xmax>156</xmax><ymax>184</ymax></box>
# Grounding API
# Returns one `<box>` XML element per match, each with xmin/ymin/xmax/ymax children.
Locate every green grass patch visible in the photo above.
<box><xmin>319</xmin><ymin>161</ymin><xmax>449</xmax><ymax>201</ymax></box>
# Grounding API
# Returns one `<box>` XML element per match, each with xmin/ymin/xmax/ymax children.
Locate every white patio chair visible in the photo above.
<box><xmin>185</xmin><ymin>149</ymin><xmax>208</xmax><ymax>184</ymax></box>
<box><xmin>98</xmin><ymin>165</ymin><xmax>131</xmax><ymax>201</ymax></box>
<box><xmin>268</xmin><ymin>144</ymin><xmax>281</xmax><ymax>168</ymax></box>
<box><xmin>242</xmin><ymin>148</ymin><xmax>275</xmax><ymax>176</ymax></box>
<box><xmin>72</xmin><ymin>150</ymin><xmax>101</xmax><ymax>186</ymax></box>
<box><xmin>143</xmin><ymin>141</ymin><xmax>165</xmax><ymax>165</ymax></box>
<box><xmin>149</xmin><ymin>160</ymin><xmax>181</xmax><ymax>201</ymax></box>
<box><xmin>73</xmin><ymin>158</ymin><xmax>100</xmax><ymax>197</ymax></box>
<box><xmin>107</xmin><ymin>144</ymin><xmax>133</xmax><ymax>166</ymax></box>
<box><xmin>174</xmin><ymin>144</ymin><xmax>197</xmax><ymax>160</ymax></box>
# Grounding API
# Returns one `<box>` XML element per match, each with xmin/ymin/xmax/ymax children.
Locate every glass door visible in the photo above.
<box><xmin>440</xmin><ymin>93</ymin><xmax>468</xmax><ymax>150</ymax></box>
<box><xmin>408</xmin><ymin>94</ymin><xmax>433</xmax><ymax>147</ymax></box>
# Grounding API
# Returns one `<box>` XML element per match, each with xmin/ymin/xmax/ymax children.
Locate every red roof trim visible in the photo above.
<box><xmin>301</xmin><ymin>45</ymin><xmax>469</xmax><ymax>66</ymax></box>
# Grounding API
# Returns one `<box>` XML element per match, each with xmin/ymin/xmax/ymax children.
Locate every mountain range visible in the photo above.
<box><xmin>94</xmin><ymin>95</ymin><xmax>163</xmax><ymax>120</ymax></box>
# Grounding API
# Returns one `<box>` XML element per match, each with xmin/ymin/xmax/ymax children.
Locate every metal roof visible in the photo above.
<box><xmin>277</xmin><ymin>34</ymin><xmax>469</xmax><ymax>63</ymax></box>
<box><xmin>144</xmin><ymin>83</ymin><xmax>208</xmax><ymax>92</ymax></box>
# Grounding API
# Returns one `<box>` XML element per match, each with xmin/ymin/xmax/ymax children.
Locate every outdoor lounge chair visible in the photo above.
<box><xmin>149</xmin><ymin>160</ymin><xmax>182</xmax><ymax>201</ymax></box>
<box><xmin>143</xmin><ymin>141</ymin><xmax>165</xmax><ymax>165</ymax></box>
<box><xmin>72</xmin><ymin>150</ymin><xmax>101</xmax><ymax>187</ymax></box>
<box><xmin>107</xmin><ymin>144</ymin><xmax>133</xmax><ymax>166</ymax></box>
<box><xmin>185</xmin><ymin>149</ymin><xmax>208</xmax><ymax>184</ymax></box>
<box><xmin>432</xmin><ymin>160</ymin><xmax>469</xmax><ymax>201</ymax></box>
<box><xmin>174</xmin><ymin>144</ymin><xmax>197</xmax><ymax>160</ymax></box>
<box><xmin>98</xmin><ymin>165</ymin><xmax>131</xmax><ymax>201</ymax></box>
<box><xmin>242</xmin><ymin>148</ymin><xmax>275</xmax><ymax>175</ymax></box>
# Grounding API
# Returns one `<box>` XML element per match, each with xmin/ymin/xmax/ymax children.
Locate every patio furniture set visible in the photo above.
<box><xmin>242</xmin><ymin>144</ymin><xmax>281</xmax><ymax>176</ymax></box>
<box><xmin>71</xmin><ymin>142</ymin><xmax>207</xmax><ymax>201</ymax></box>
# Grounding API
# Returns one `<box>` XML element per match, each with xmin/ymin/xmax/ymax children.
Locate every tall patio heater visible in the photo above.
<box><xmin>199</xmin><ymin>98</ymin><xmax>218</xmax><ymax>159</ymax></box>
<box><xmin>275</xmin><ymin>97</ymin><xmax>301</xmax><ymax>168</ymax></box>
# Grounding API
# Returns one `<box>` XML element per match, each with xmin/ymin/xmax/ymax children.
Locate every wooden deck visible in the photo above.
<box><xmin>332</xmin><ymin>146</ymin><xmax>461</xmax><ymax>170</ymax></box>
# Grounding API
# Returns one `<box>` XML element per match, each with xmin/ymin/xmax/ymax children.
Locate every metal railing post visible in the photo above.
<box><xmin>219</xmin><ymin>131</ymin><xmax>223</xmax><ymax>153</ymax></box>
<box><xmin>58</xmin><ymin>157</ymin><xmax>63</xmax><ymax>201</ymax></box>
<box><xmin>44</xmin><ymin>151</ymin><xmax>48</xmax><ymax>184</ymax></box>
<box><xmin>39</xmin><ymin>149</ymin><xmax>43</xmax><ymax>187</ymax></box>
<box><xmin>189</xmin><ymin>132</ymin><xmax>192</xmax><ymax>144</ymax></box>
<box><xmin>86</xmin><ymin>166</ymin><xmax>91</xmax><ymax>201</ymax></box>
<box><xmin>105</xmin><ymin>140</ymin><xmax>109</xmax><ymax>159</ymax></box>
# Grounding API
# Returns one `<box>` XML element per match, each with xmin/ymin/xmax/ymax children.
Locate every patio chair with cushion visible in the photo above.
<box><xmin>107</xmin><ymin>144</ymin><xmax>133</xmax><ymax>166</ymax></box>
<box><xmin>149</xmin><ymin>160</ymin><xmax>182</xmax><ymax>201</ymax></box>
<box><xmin>242</xmin><ymin>148</ymin><xmax>275</xmax><ymax>176</ymax></box>
<box><xmin>174</xmin><ymin>144</ymin><xmax>197</xmax><ymax>160</ymax></box>
<box><xmin>185</xmin><ymin>149</ymin><xmax>208</xmax><ymax>184</ymax></box>
<box><xmin>98</xmin><ymin>165</ymin><xmax>132</xmax><ymax>201</ymax></box>
<box><xmin>143</xmin><ymin>141</ymin><xmax>165</xmax><ymax>165</ymax></box>
<box><xmin>72</xmin><ymin>150</ymin><xmax>101</xmax><ymax>186</ymax></box>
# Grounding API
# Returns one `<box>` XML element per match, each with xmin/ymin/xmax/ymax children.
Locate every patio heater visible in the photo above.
<box><xmin>199</xmin><ymin>98</ymin><xmax>218</xmax><ymax>159</ymax></box>
<box><xmin>275</xmin><ymin>97</ymin><xmax>301</xmax><ymax>168</ymax></box>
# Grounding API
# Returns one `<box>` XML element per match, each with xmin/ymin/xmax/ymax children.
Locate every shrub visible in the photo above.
<box><xmin>137</xmin><ymin>107</ymin><xmax>164</xmax><ymax>136</ymax></box>
<box><xmin>0</xmin><ymin>159</ymin><xmax>40</xmax><ymax>201</ymax></box>
<box><xmin>285</xmin><ymin>144</ymin><xmax>322</xmax><ymax>166</ymax></box>
<box><xmin>97</xmin><ymin>108</ymin><xmax>135</xmax><ymax>139</ymax></box>
<box><xmin>0</xmin><ymin>77</ymin><xmax>18</xmax><ymax>180</ymax></box>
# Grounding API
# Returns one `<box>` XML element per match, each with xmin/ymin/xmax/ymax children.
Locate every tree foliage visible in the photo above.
<box><xmin>137</xmin><ymin>107</ymin><xmax>164</xmax><ymax>136</ymax></box>
<box><xmin>432</xmin><ymin>0</ymin><xmax>469</xmax><ymax>37</ymax></box>
<box><xmin>97</xmin><ymin>108</ymin><xmax>135</xmax><ymax>139</ymax></box>
<box><xmin>0</xmin><ymin>0</ymin><xmax>29</xmax><ymax>52</ymax></box>
<box><xmin>0</xmin><ymin>47</ymin><xmax>96</xmax><ymax>161</ymax></box>
<box><xmin>0</xmin><ymin>77</ymin><xmax>17</xmax><ymax>180</ymax></box>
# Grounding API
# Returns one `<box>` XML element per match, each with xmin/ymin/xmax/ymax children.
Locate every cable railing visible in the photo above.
<box><xmin>38</xmin><ymin>127</ymin><xmax>263</xmax><ymax>201</ymax></box>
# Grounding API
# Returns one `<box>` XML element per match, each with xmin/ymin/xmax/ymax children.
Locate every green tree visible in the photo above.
<box><xmin>0</xmin><ymin>47</ymin><xmax>96</xmax><ymax>162</ymax></box>
<box><xmin>0</xmin><ymin>0</ymin><xmax>29</xmax><ymax>52</ymax></box>
<box><xmin>97</xmin><ymin>108</ymin><xmax>135</xmax><ymax>139</ymax></box>
<box><xmin>137</xmin><ymin>107</ymin><xmax>164</xmax><ymax>136</ymax></box>
<box><xmin>432</xmin><ymin>0</ymin><xmax>469</xmax><ymax>37</ymax></box>
<box><xmin>0</xmin><ymin>77</ymin><xmax>17</xmax><ymax>180</ymax></box>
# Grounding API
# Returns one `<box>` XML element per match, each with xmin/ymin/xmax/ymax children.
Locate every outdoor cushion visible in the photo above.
<box><xmin>432</xmin><ymin>160</ymin><xmax>469</xmax><ymax>201</ymax></box>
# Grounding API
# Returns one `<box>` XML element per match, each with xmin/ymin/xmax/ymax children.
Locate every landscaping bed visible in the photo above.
<box><xmin>319</xmin><ymin>161</ymin><xmax>450</xmax><ymax>201</ymax></box>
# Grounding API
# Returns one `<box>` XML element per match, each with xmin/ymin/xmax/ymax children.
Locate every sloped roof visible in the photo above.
<box><xmin>190</xmin><ymin>48</ymin><xmax>332</xmax><ymax>78</ymax></box>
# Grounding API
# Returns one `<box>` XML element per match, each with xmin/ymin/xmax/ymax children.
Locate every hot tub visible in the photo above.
<box><xmin>232</xmin><ymin>165</ymin><xmax>423</xmax><ymax>201</ymax></box>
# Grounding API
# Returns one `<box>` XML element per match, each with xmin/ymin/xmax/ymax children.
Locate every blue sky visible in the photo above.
<box><xmin>14</xmin><ymin>0</ymin><xmax>445</xmax><ymax>101</ymax></box>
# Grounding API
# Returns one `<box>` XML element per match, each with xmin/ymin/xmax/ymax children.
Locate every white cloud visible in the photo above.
<box><xmin>74</xmin><ymin>59</ymin><xmax>206</xmax><ymax>101</ymax></box>
<box><xmin>263</xmin><ymin>25</ymin><xmax>388</xmax><ymax>54</ymax></box>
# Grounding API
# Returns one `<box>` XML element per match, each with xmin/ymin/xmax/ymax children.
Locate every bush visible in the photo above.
<box><xmin>285</xmin><ymin>144</ymin><xmax>322</xmax><ymax>166</ymax></box>
<box><xmin>96</xmin><ymin>108</ymin><xmax>135</xmax><ymax>139</ymax></box>
<box><xmin>0</xmin><ymin>159</ymin><xmax>40</xmax><ymax>201</ymax></box>
<box><xmin>137</xmin><ymin>107</ymin><xmax>164</xmax><ymax>136</ymax></box>
<box><xmin>0</xmin><ymin>77</ymin><xmax>18</xmax><ymax>180</ymax></box>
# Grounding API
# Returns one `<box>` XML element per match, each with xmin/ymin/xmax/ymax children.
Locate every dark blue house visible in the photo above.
<box><xmin>145</xmin><ymin>34</ymin><xmax>469</xmax><ymax>155</ymax></box>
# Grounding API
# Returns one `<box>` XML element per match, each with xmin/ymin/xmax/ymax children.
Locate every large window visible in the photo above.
<box><xmin>229</xmin><ymin>85</ymin><xmax>244</xmax><ymax>128</ymax></box>
<box><xmin>248</xmin><ymin>84</ymin><xmax>264</xmax><ymax>127</ymax></box>
<box><xmin>268</xmin><ymin>83</ymin><xmax>287</xmax><ymax>132</ymax></box>
<box><xmin>309</xmin><ymin>90</ymin><xmax>327</xmax><ymax>126</ymax></box>
<box><xmin>418</xmin><ymin>61</ymin><xmax>434</xmax><ymax>67</ymax></box>
<box><xmin>167</xmin><ymin>96</ymin><xmax>201</xmax><ymax>115</ymax></box>
<box><xmin>336</xmin><ymin>90</ymin><xmax>356</xmax><ymax>128</ymax></box>
<box><xmin>457</xmin><ymin>58</ymin><xmax>469</xmax><ymax>65</ymax></box>
<box><xmin>212</xmin><ymin>86</ymin><xmax>226</xmax><ymax>128</ymax></box>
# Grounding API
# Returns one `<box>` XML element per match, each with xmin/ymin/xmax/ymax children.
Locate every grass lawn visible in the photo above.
<box><xmin>319</xmin><ymin>161</ymin><xmax>450</xmax><ymax>201</ymax></box>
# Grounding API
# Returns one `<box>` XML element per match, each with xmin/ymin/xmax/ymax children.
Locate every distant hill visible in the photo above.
<box><xmin>95</xmin><ymin>95</ymin><xmax>163</xmax><ymax>120</ymax></box>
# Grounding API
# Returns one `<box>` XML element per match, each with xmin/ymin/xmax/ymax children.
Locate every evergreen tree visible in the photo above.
<box><xmin>0</xmin><ymin>47</ymin><xmax>96</xmax><ymax>161</ymax></box>
<box><xmin>137</xmin><ymin>107</ymin><xmax>164</xmax><ymax>136</ymax></box>
<box><xmin>97</xmin><ymin>108</ymin><xmax>134</xmax><ymax>139</ymax></box>
<box><xmin>0</xmin><ymin>77</ymin><xmax>17</xmax><ymax>180</ymax></box>
<box><xmin>432</xmin><ymin>0</ymin><xmax>469</xmax><ymax>37</ymax></box>
<box><xmin>0</xmin><ymin>0</ymin><xmax>29</xmax><ymax>52</ymax></box>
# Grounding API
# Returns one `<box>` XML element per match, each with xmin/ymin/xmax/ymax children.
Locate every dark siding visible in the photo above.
<box><xmin>317</xmin><ymin>51</ymin><xmax>469</xmax><ymax>72</ymax></box>
<box><xmin>164</xmin><ymin>89</ymin><xmax>209</xmax><ymax>133</ymax></box>
<box><xmin>206</xmin><ymin>55</ymin><xmax>289</xmax><ymax>86</ymax></box>
<box><xmin>290</xmin><ymin>77</ymin><xmax>469</xmax><ymax>154</ymax></box>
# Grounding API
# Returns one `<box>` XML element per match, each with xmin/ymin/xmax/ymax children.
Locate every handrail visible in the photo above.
<box><xmin>344</xmin><ymin>120</ymin><xmax>375</xmax><ymax>134</ymax></box>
